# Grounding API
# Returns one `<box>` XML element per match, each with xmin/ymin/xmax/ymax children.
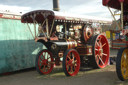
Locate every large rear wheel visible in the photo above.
<box><xmin>116</xmin><ymin>48</ymin><xmax>128</xmax><ymax>81</ymax></box>
<box><xmin>91</xmin><ymin>34</ymin><xmax>109</xmax><ymax>68</ymax></box>
<box><xmin>35</xmin><ymin>49</ymin><xmax>54</xmax><ymax>75</ymax></box>
<box><xmin>63</xmin><ymin>49</ymin><xmax>80</xmax><ymax>76</ymax></box>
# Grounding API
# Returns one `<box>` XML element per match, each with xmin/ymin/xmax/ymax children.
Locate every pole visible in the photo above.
<box><xmin>108</xmin><ymin>7</ymin><xmax>122</xmax><ymax>30</ymax></box>
<box><xmin>121</xmin><ymin>2</ymin><xmax>124</xmax><ymax>30</ymax></box>
<box><xmin>46</xmin><ymin>19</ymin><xmax>49</xmax><ymax>38</ymax></box>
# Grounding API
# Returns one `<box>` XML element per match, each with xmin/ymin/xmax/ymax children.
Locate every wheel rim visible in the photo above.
<box><xmin>38</xmin><ymin>50</ymin><xmax>54</xmax><ymax>74</ymax></box>
<box><xmin>121</xmin><ymin>49</ymin><xmax>128</xmax><ymax>79</ymax></box>
<box><xmin>65</xmin><ymin>50</ymin><xmax>80</xmax><ymax>76</ymax></box>
<box><xmin>95</xmin><ymin>35</ymin><xmax>109</xmax><ymax>68</ymax></box>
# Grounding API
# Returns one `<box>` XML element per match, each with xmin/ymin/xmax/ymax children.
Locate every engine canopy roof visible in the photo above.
<box><xmin>21</xmin><ymin>10</ymin><xmax>111</xmax><ymax>24</ymax></box>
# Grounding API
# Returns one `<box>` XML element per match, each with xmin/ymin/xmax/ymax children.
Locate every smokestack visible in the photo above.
<box><xmin>53</xmin><ymin>0</ymin><xmax>60</xmax><ymax>11</ymax></box>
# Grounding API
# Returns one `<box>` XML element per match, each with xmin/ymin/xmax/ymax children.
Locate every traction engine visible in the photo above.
<box><xmin>21</xmin><ymin>10</ymin><xmax>110</xmax><ymax>76</ymax></box>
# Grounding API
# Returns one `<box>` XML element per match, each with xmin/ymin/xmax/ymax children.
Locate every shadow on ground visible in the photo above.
<box><xmin>0</xmin><ymin>65</ymin><xmax>128</xmax><ymax>85</ymax></box>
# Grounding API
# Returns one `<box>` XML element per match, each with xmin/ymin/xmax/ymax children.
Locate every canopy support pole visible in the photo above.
<box><xmin>46</xmin><ymin>19</ymin><xmax>49</xmax><ymax>38</ymax></box>
<box><xmin>50</xmin><ymin>19</ymin><xmax>55</xmax><ymax>37</ymax></box>
<box><xmin>33</xmin><ymin>21</ymin><xmax>37</xmax><ymax>38</ymax></box>
<box><xmin>40</xmin><ymin>19</ymin><xmax>47</xmax><ymax>38</ymax></box>
<box><xmin>121</xmin><ymin>2</ymin><xmax>124</xmax><ymax>30</ymax></box>
<box><xmin>108</xmin><ymin>7</ymin><xmax>122</xmax><ymax>30</ymax></box>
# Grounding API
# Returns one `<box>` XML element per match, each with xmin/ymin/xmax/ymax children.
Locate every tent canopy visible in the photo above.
<box><xmin>102</xmin><ymin>0</ymin><xmax>128</xmax><ymax>11</ymax></box>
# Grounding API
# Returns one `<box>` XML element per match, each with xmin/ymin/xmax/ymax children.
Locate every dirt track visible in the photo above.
<box><xmin>0</xmin><ymin>65</ymin><xmax>128</xmax><ymax>85</ymax></box>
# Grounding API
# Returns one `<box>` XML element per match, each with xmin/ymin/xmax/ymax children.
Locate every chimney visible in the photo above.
<box><xmin>53</xmin><ymin>0</ymin><xmax>60</xmax><ymax>11</ymax></box>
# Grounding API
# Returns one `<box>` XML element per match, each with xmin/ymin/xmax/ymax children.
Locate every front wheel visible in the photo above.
<box><xmin>116</xmin><ymin>48</ymin><xmax>128</xmax><ymax>81</ymax></box>
<box><xmin>62</xmin><ymin>49</ymin><xmax>80</xmax><ymax>76</ymax></box>
<box><xmin>35</xmin><ymin>49</ymin><xmax>54</xmax><ymax>75</ymax></box>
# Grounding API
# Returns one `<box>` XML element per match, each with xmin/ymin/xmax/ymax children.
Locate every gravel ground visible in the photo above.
<box><xmin>0</xmin><ymin>65</ymin><xmax>128</xmax><ymax>85</ymax></box>
<box><xmin>1</xmin><ymin>49</ymin><xmax>128</xmax><ymax>85</ymax></box>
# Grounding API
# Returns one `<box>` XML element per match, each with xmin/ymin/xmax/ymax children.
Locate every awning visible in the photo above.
<box><xmin>102</xmin><ymin>0</ymin><xmax>128</xmax><ymax>11</ymax></box>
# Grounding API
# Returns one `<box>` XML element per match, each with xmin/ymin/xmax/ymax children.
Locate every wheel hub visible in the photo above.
<box><xmin>42</xmin><ymin>59</ymin><xmax>48</xmax><ymax>65</ymax></box>
<box><xmin>97</xmin><ymin>45</ymin><xmax>103</xmax><ymax>56</ymax></box>
<box><xmin>68</xmin><ymin>60</ymin><xmax>74</xmax><ymax>66</ymax></box>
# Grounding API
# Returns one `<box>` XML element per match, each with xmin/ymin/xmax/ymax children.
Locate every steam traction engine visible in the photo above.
<box><xmin>103</xmin><ymin>0</ymin><xmax>128</xmax><ymax>81</ymax></box>
<box><xmin>21</xmin><ymin>10</ymin><xmax>110</xmax><ymax>76</ymax></box>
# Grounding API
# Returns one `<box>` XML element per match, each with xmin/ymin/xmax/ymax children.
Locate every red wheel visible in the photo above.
<box><xmin>63</xmin><ymin>49</ymin><xmax>80</xmax><ymax>76</ymax></box>
<box><xmin>91</xmin><ymin>34</ymin><xmax>109</xmax><ymax>68</ymax></box>
<box><xmin>35</xmin><ymin>49</ymin><xmax>54</xmax><ymax>75</ymax></box>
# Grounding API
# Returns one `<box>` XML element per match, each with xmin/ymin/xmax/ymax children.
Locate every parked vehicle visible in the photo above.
<box><xmin>21</xmin><ymin>10</ymin><xmax>110</xmax><ymax>76</ymax></box>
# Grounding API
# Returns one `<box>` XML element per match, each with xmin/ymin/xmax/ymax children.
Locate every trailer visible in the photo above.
<box><xmin>103</xmin><ymin>0</ymin><xmax>128</xmax><ymax>81</ymax></box>
<box><xmin>0</xmin><ymin>11</ymin><xmax>44</xmax><ymax>74</ymax></box>
<box><xmin>21</xmin><ymin>10</ymin><xmax>111</xmax><ymax>76</ymax></box>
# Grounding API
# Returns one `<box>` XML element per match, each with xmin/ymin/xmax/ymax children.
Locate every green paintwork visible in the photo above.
<box><xmin>0</xmin><ymin>18</ymin><xmax>44</xmax><ymax>74</ymax></box>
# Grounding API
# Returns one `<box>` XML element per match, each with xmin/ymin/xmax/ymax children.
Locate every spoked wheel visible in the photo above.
<box><xmin>91</xmin><ymin>34</ymin><xmax>109</xmax><ymax>68</ymax></box>
<box><xmin>35</xmin><ymin>49</ymin><xmax>54</xmax><ymax>75</ymax></box>
<box><xmin>63</xmin><ymin>49</ymin><xmax>80</xmax><ymax>76</ymax></box>
<box><xmin>116</xmin><ymin>48</ymin><xmax>128</xmax><ymax>81</ymax></box>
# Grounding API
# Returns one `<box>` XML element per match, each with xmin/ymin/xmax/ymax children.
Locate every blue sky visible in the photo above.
<box><xmin>0</xmin><ymin>0</ymin><xmax>112</xmax><ymax>19</ymax></box>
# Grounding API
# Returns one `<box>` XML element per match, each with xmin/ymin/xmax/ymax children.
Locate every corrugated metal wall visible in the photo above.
<box><xmin>0</xmin><ymin>18</ymin><xmax>44</xmax><ymax>73</ymax></box>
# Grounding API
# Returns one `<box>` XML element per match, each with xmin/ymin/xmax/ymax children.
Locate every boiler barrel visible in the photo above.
<box><xmin>50</xmin><ymin>40</ymin><xmax>77</xmax><ymax>54</ymax></box>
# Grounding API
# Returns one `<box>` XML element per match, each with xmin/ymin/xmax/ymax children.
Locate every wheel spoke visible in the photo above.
<box><xmin>95</xmin><ymin>49</ymin><xmax>98</xmax><ymax>51</ymax></box>
<box><xmin>47</xmin><ymin>57</ymin><xmax>50</xmax><ymax>60</ymax></box>
<box><xmin>126</xmin><ymin>68</ymin><xmax>128</xmax><ymax>75</ymax></box>
<box><xmin>66</xmin><ymin>60</ymin><xmax>69</xmax><ymax>65</ymax></box>
<box><xmin>98</xmin><ymin>55</ymin><xmax>105</xmax><ymax>65</ymax></box>
<box><xmin>99</xmin><ymin>37</ymin><xmax>102</xmax><ymax>42</ymax></box>
<box><xmin>66</xmin><ymin>64</ymin><xmax>70</xmax><ymax>70</ymax></box>
<box><xmin>122</xmin><ymin>59</ymin><xmax>127</xmax><ymax>67</ymax></box>
<box><xmin>39</xmin><ymin>60</ymin><xmax>42</xmax><ymax>65</ymax></box>
<box><xmin>47</xmin><ymin>65</ymin><xmax>50</xmax><ymax>69</ymax></box>
<box><xmin>96</xmin><ymin>37</ymin><xmax>101</xmax><ymax>47</ymax></box>
<box><xmin>72</xmin><ymin>53</ymin><xmax>75</xmax><ymax>61</ymax></box>
<box><xmin>122</xmin><ymin>55</ymin><xmax>127</xmax><ymax>65</ymax></box>
<box><xmin>42</xmin><ymin>52</ymin><xmax>46</xmax><ymax>59</ymax></box>
<box><xmin>70</xmin><ymin>66</ymin><xmax>73</xmax><ymax>73</ymax></box>
<box><xmin>39</xmin><ymin>57</ymin><xmax>43</xmax><ymax>61</ymax></box>
<box><xmin>102</xmin><ymin>43</ymin><xmax>106</xmax><ymax>48</ymax></box>
<box><xmin>96</xmin><ymin>54</ymin><xmax>100</xmax><ymax>65</ymax></box>
<box><xmin>74</xmin><ymin>60</ymin><xmax>77</xmax><ymax>63</ymax></box>
<box><xmin>96</xmin><ymin>41</ymin><xmax>100</xmax><ymax>47</ymax></box>
<box><xmin>74</xmin><ymin>65</ymin><xmax>76</xmax><ymax>70</ymax></box>
<box><xmin>49</xmin><ymin>61</ymin><xmax>54</xmax><ymax>64</ymax></box>
<box><xmin>47</xmin><ymin>53</ymin><xmax>49</xmax><ymax>60</ymax></box>
<box><xmin>67</xmin><ymin>55</ymin><xmax>71</xmax><ymax>60</ymax></box>
<box><xmin>102</xmin><ymin>53</ymin><xmax>107</xmax><ymax>56</ymax></box>
<box><xmin>42</xmin><ymin>65</ymin><xmax>46</xmax><ymax>72</ymax></box>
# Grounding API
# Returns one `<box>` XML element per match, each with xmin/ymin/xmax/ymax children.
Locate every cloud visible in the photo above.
<box><xmin>0</xmin><ymin>4</ymin><xmax>31</xmax><ymax>13</ymax></box>
<box><xmin>60</xmin><ymin>0</ymin><xmax>112</xmax><ymax>19</ymax></box>
<box><xmin>0</xmin><ymin>0</ymin><xmax>113</xmax><ymax>20</ymax></box>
